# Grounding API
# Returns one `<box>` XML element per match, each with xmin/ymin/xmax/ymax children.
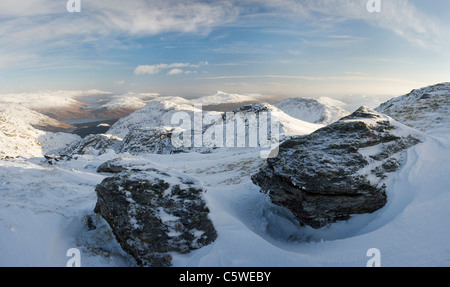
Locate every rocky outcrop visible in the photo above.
<box><xmin>94</xmin><ymin>159</ymin><xmax>217</xmax><ymax>267</ymax></box>
<box><xmin>252</xmin><ymin>107</ymin><xmax>421</xmax><ymax>229</ymax></box>
<box><xmin>52</xmin><ymin>134</ymin><xmax>122</xmax><ymax>158</ymax></box>
<box><xmin>119</xmin><ymin>127</ymin><xmax>187</xmax><ymax>155</ymax></box>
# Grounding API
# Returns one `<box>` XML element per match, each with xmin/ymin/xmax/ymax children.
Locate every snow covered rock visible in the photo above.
<box><xmin>94</xmin><ymin>160</ymin><xmax>217</xmax><ymax>267</ymax></box>
<box><xmin>119</xmin><ymin>127</ymin><xmax>186</xmax><ymax>155</ymax></box>
<box><xmin>375</xmin><ymin>82</ymin><xmax>450</xmax><ymax>132</ymax></box>
<box><xmin>275</xmin><ymin>97</ymin><xmax>349</xmax><ymax>125</ymax></box>
<box><xmin>252</xmin><ymin>106</ymin><xmax>421</xmax><ymax>229</ymax></box>
<box><xmin>56</xmin><ymin>134</ymin><xmax>122</xmax><ymax>157</ymax></box>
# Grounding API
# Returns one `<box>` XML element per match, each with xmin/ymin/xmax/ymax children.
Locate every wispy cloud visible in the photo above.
<box><xmin>134</xmin><ymin>62</ymin><xmax>208</xmax><ymax>76</ymax></box>
<box><xmin>1</xmin><ymin>0</ymin><xmax>446</xmax><ymax>70</ymax></box>
<box><xmin>0</xmin><ymin>0</ymin><xmax>237</xmax><ymax>71</ymax></box>
<box><xmin>304</xmin><ymin>0</ymin><xmax>445</xmax><ymax>51</ymax></box>
<box><xmin>197</xmin><ymin>74</ymin><xmax>423</xmax><ymax>85</ymax></box>
<box><xmin>233</xmin><ymin>0</ymin><xmax>446</xmax><ymax>51</ymax></box>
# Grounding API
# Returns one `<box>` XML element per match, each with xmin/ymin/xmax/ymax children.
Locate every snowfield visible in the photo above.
<box><xmin>0</xmin><ymin>104</ymin><xmax>80</xmax><ymax>158</ymax></box>
<box><xmin>0</xmin><ymin>129</ymin><xmax>448</xmax><ymax>267</ymax></box>
<box><xmin>0</xmin><ymin>87</ymin><xmax>449</xmax><ymax>267</ymax></box>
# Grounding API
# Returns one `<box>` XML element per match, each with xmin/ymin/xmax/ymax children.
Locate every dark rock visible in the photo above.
<box><xmin>94</xmin><ymin>160</ymin><xmax>217</xmax><ymax>267</ymax></box>
<box><xmin>119</xmin><ymin>127</ymin><xmax>185</xmax><ymax>155</ymax></box>
<box><xmin>44</xmin><ymin>154</ymin><xmax>72</xmax><ymax>165</ymax></box>
<box><xmin>251</xmin><ymin>107</ymin><xmax>421</xmax><ymax>229</ymax></box>
<box><xmin>97</xmin><ymin>157</ymin><xmax>129</xmax><ymax>173</ymax></box>
<box><xmin>50</xmin><ymin>134</ymin><xmax>122</xmax><ymax>158</ymax></box>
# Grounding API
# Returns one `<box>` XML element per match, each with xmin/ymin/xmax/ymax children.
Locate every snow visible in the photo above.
<box><xmin>100</xmin><ymin>97</ymin><xmax>147</xmax><ymax>110</ymax></box>
<box><xmin>106</xmin><ymin>98</ymin><xmax>220</xmax><ymax>139</ymax></box>
<box><xmin>376</xmin><ymin>82</ymin><xmax>450</xmax><ymax>132</ymax></box>
<box><xmin>0</xmin><ymin>105</ymin><xmax>80</xmax><ymax>158</ymax></box>
<box><xmin>275</xmin><ymin>97</ymin><xmax>349</xmax><ymax>125</ymax></box>
<box><xmin>0</xmin><ymin>90</ymin><xmax>111</xmax><ymax>109</ymax></box>
<box><xmin>1</xmin><ymin>126</ymin><xmax>448</xmax><ymax>267</ymax></box>
<box><xmin>98</xmin><ymin>92</ymin><xmax>161</xmax><ymax>111</ymax></box>
<box><xmin>192</xmin><ymin>91</ymin><xmax>259</xmax><ymax>106</ymax></box>
<box><xmin>0</xmin><ymin>89</ymin><xmax>449</xmax><ymax>267</ymax></box>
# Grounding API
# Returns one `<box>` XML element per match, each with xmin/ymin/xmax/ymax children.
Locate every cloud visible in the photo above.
<box><xmin>301</xmin><ymin>0</ymin><xmax>445</xmax><ymax>50</ymax></box>
<box><xmin>167</xmin><ymin>68</ymin><xmax>184</xmax><ymax>75</ymax></box>
<box><xmin>0</xmin><ymin>0</ymin><xmax>60</xmax><ymax>17</ymax></box>
<box><xmin>134</xmin><ymin>62</ymin><xmax>207</xmax><ymax>76</ymax></box>
<box><xmin>197</xmin><ymin>74</ymin><xmax>423</xmax><ymax>85</ymax></box>
<box><xmin>0</xmin><ymin>0</ymin><xmax>237</xmax><ymax>70</ymax></box>
<box><xmin>1</xmin><ymin>0</ymin><xmax>447</xmax><ymax>77</ymax></box>
<box><xmin>232</xmin><ymin>0</ymin><xmax>446</xmax><ymax>51</ymax></box>
<box><xmin>3</xmin><ymin>1</ymin><xmax>443</xmax><ymax>51</ymax></box>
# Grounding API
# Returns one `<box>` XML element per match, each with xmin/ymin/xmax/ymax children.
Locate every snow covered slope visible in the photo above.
<box><xmin>275</xmin><ymin>97</ymin><xmax>349</xmax><ymax>125</ymax></box>
<box><xmin>192</xmin><ymin>91</ymin><xmax>259</xmax><ymax>106</ymax></box>
<box><xmin>0</xmin><ymin>90</ymin><xmax>109</xmax><ymax>109</ymax></box>
<box><xmin>1</xmin><ymin>125</ymin><xmax>448</xmax><ymax>266</ymax></box>
<box><xmin>100</xmin><ymin>96</ymin><xmax>147</xmax><ymax>111</ymax></box>
<box><xmin>0</xmin><ymin>105</ymin><xmax>80</xmax><ymax>158</ymax></box>
<box><xmin>213</xmin><ymin>102</ymin><xmax>324</xmax><ymax>137</ymax></box>
<box><xmin>106</xmin><ymin>98</ymin><xmax>221</xmax><ymax>139</ymax></box>
<box><xmin>376</xmin><ymin>82</ymin><xmax>450</xmax><ymax>132</ymax></box>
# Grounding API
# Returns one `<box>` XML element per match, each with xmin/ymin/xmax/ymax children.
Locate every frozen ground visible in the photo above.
<box><xmin>0</xmin><ymin>87</ymin><xmax>449</xmax><ymax>267</ymax></box>
<box><xmin>0</xmin><ymin>126</ymin><xmax>449</xmax><ymax>267</ymax></box>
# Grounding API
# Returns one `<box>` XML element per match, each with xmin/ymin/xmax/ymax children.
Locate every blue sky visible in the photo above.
<box><xmin>0</xmin><ymin>0</ymin><xmax>449</xmax><ymax>100</ymax></box>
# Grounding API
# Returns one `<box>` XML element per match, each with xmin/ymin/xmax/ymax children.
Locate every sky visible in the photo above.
<box><xmin>0</xmin><ymin>0</ymin><xmax>449</xmax><ymax>101</ymax></box>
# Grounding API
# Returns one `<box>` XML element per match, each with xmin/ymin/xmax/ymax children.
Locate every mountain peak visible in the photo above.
<box><xmin>275</xmin><ymin>97</ymin><xmax>350</xmax><ymax>125</ymax></box>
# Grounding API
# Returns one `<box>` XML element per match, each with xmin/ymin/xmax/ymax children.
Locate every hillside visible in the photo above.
<box><xmin>0</xmin><ymin>105</ymin><xmax>80</xmax><ymax>158</ymax></box>
<box><xmin>275</xmin><ymin>97</ymin><xmax>350</xmax><ymax>125</ymax></box>
<box><xmin>106</xmin><ymin>97</ymin><xmax>221</xmax><ymax>139</ymax></box>
<box><xmin>376</xmin><ymin>82</ymin><xmax>450</xmax><ymax>132</ymax></box>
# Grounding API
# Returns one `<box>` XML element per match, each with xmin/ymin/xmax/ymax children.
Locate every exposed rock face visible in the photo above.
<box><xmin>94</xmin><ymin>159</ymin><xmax>217</xmax><ymax>267</ymax></box>
<box><xmin>252</xmin><ymin>107</ymin><xmax>421</xmax><ymax>229</ymax></box>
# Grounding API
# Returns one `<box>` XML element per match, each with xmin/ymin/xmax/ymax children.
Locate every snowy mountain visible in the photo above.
<box><xmin>62</xmin><ymin>100</ymin><xmax>321</xmax><ymax>157</ymax></box>
<box><xmin>208</xmin><ymin>102</ymin><xmax>323</xmax><ymax>138</ymax></box>
<box><xmin>106</xmin><ymin>97</ymin><xmax>220</xmax><ymax>139</ymax></box>
<box><xmin>192</xmin><ymin>91</ymin><xmax>259</xmax><ymax>106</ymax></box>
<box><xmin>275</xmin><ymin>97</ymin><xmax>350</xmax><ymax>125</ymax></box>
<box><xmin>376</xmin><ymin>82</ymin><xmax>450</xmax><ymax>132</ymax></box>
<box><xmin>99</xmin><ymin>96</ymin><xmax>147</xmax><ymax>111</ymax></box>
<box><xmin>0</xmin><ymin>105</ymin><xmax>80</xmax><ymax>158</ymax></box>
<box><xmin>0</xmin><ymin>84</ymin><xmax>449</xmax><ymax>267</ymax></box>
<box><xmin>0</xmin><ymin>91</ymin><xmax>87</xmax><ymax>109</ymax></box>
